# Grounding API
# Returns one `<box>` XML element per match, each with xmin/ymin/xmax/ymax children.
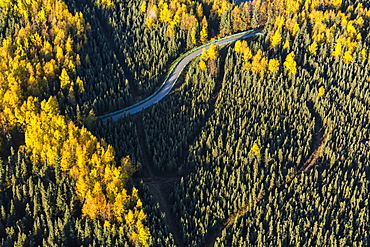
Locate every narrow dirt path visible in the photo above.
<box><xmin>204</xmin><ymin>101</ymin><xmax>326</xmax><ymax>247</ymax></box>
<box><xmin>137</xmin><ymin>63</ymin><xmax>226</xmax><ymax>246</ymax></box>
<box><xmin>135</xmin><ymin>118</ymin><xmax>185</xmax><ymax>247</ymax></box>
<box><xmin>97</xmin><ymin>22</ymin><xmax>327</xmax><ymax>246</ymax></box>
<box><xmin>297</xmin><ymin>101</ymin><xmax>326</xmax><ymax>174</ymax></box>
<box><xmin>97</xmin><ymin>15</ymin><xmax>185</xmax><ymax>246</ymax></box>
<box><xmin>137</xmin><ymin>52</ymin><xmax>229</xmax><ymax>247</ymax></box>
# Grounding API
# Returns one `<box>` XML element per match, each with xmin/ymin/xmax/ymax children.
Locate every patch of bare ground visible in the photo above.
<box><xmin>204</xmin><ymin>101</ymin><xmax>327</xmax><ymax>247</ymax></box>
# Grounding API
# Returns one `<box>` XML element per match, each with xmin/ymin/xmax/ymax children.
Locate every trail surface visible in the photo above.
<box><xmin>204</xmin><ymin>101</ymin><xmax>326</xmax><ymax>247</ymax></box>
<box><xmin>96</xmin><ymin>27</ymin><xmax>326</xmax><ymax>247</ymax></box>
<box><xmin>98</xmin><ymin>28</ymin><xmax>263</xmax><ymax>121</ymax></box>
<box><xmin>98</xmin><ymin>26</ymin><xmax>327</xmax><ymax>246</ymax></box>
<box><xmin>97</xmin><ymin>27</ymin><xmax>264</xmax><ymax>246</ymax></box>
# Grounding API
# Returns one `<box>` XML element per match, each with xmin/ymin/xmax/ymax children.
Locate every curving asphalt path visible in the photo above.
<box><xmin>99</xmin><ymin>27</ymin><xmax>264</xmax><ymax>121</ymax></box>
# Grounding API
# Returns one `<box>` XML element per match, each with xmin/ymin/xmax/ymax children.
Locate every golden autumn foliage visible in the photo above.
<box><xmin>318</xmin><ymin>86</ymin><xmax>326</xmax><ymax>97</ymax></box>
<box><xmin>360</xmin><ymin>48</ymin><xmax>367</xmax><ymax>60</ymax></box>
<box><xmin>332</xmin><ymin>40</ymin><xmax>343</xmax><ymax>57</ymax></box>
<box><xmin>200</xmin><ymin>17</ymin><xmax>209</xmax><ymax>43</ymax></box>
<box><xmin>96</xmin><ymin>0</ymin><xmax>115</xmax><ymax>9</ymax></box>
<box><xmin>159</xmin><ymin>2</ymin><xmax>172</xmax><ymax>23</ymax></box>
<box><xmin>18</xmin><ymin>96</ymin><xmax>150</xmax><ymax>245</ymax></box>
<box><xmin>235</xmin><ymin>41</ymin><xmax>279</xmax><ymax>75</ymax></box>
<box><xmin>283</xmin><ymin>39</ymin><xmax>290</xmax><ymax>49</ymax></box>
<box><xmin>270</xmin><ymin>29</ymin><xmax>282</xmax><ymax>47</ymax></box>
<box><xmin>140</xmin><ymin>1</ymin><xmax>147</xmax><ymax>13</ymax></box>
<box><xmin>207</xmin><ymin>44</ymin><xmax>219</xmax><ymax>60</ymax></box>
<box><xmin>211</xmin><ymin>0</ymin><xmax>231</xmax><ymax>16</ymax></box>
<box><xmin>251</xmin><ymin>50</ymin><xmax>268</xmax><ymax>74</ymax></box>
<box><xmin>144</xmin><ymin>0</ymin><xmax>196</xmax><ymax>29</ymax></box>
<box><xmin>190</xmin><ymin>25</ymin><xmax>198</xmax><ymax>45</ymax></box>
<box><xmin>263</xmin><ymin>0</ymin><xmax>370</xmax><ymax>65</ymax></box>
<box><xmin>198</xmin><ymin>44</ymin><xmax>218</xmax><ymax>72</ymax></box>
<box><xmin>231</xmin><ymin>6</ymin><xmax>242</xmax><ymax>32</ymax></box>
<box><xmin>308</xmin><ymin>42</ymin><xmax>318</xmax><ymax>56</ymax></box>
<box><xmin>199</xmin><ymin>60</ymin><xmax>207</xmax><ymax>71</ymax></box>
<box><xmin>0</xmin><ymin>0</ymin><xmax>88</xmax><ymax>132</ymax></box>
<box><xmin>286</xmin><ymin>16</ymin><xmax>300</xmax><ymax>36</ymax></box>
<box><xmin>331</xmin><ymin>0</ymin><xmax>342</xmax><ymax>9</ymax></box>
<box><xmin>234</xmin><ymin>40</ymin><xmax>252</xmax><ymax>60</ymax></box>
<box><xmin>60</xmin><ymin>68</ymin><xmax>72</xmax><ymax>89</ymax></box>
<box><xmin>274</xmin><ymin>16</ymin><xmax>285</xmax><ymax>29</ymax></box>
<box><xmin>141</xmin><ymin>0</ymin><xmax>220</xmax><ymax>46</ymax></box>
<box><xmin>283</xmin><ymin>52</ymin><xmax>297</xmax><ymax>75</ymax></box>
<box><xmin>343</xmin><ymin>50</ymin><xmax>353</xmax><ymax>64</ymax></box>
<box><xmin>200</xmin><ymin>48</ymin><xmax>209</xmax><ymax>61</ymax></box>
<box><xmin>234</xmin><ymin>40</ymin><xmax>242</xmax><ymax>53</ymax></box>
<box><xmin>268</xmin><ymin>59</ymin><xmax>280</xmax><ymax>73</ymax></box>
<box><xmin>251</xmin><ymin>143</ymin><xmax>260</xmax><ymax>156</ymax></box>
<box><xmin>305</xmin><ymin>2</ymin><xmax>367</xmax><ymax>64</ymax></box>
<box><xmin>0</xmin><ymin>0</ymin><xmax>150</xmax><ymax>245</ymax></box>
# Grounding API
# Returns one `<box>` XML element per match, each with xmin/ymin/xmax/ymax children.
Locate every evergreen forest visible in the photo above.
<box><xmin>0</xmin><ymin>0</ymin><xmax>368</xmax><ymax>246</ymax></box>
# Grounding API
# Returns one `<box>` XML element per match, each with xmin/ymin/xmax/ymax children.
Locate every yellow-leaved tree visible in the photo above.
<box><xmin>251</xmin><ymin>143</ymin><xmax>260</xmax><ymax>155</ymax></box>
<box><xmin>234</xmin><ymin>40</ymin><xmax>242</xmax><ymax>53</ymax></box>
<box><xmin>283</xmin><ymin>52</ymin><xmax>297</xmax><ymax>75</ymax></box>
<box><xmin>343</xmin><ymin>50</ymin><xmax>353</xmax><ymax>64</ymax></box>
<box><xmin>207</xmin><ymin>43</ymin><xmax>219</xmax><ymax>60</ymax></box>
<box><xmin>60</xmin><ymin>68</ymin><xmax>72</xmax><ymax>89</ymax></box>
<box><xmin>18</xmin><ymin>96</ymin><xmax>150</xmax><ymax>245</ymax></box>
<box><xmin>332</xmin><ymin>40</ymin><xmax>342</xmax><ymax>56</ymax></box>
<box><xmin>318</xmin><ymin>86</ymin><xmax>325</xmax><ymax>97</ymax></box>
<box><xmin>270</xmin><ymin>29</ymin><xmax>282</xmax><ymax>47</ymax></box>
<box><xmin>200</xmin><ymin>17</ymin><xmax>209</xmax><ymax>43</ymax></box>
<box><xmin>283</xmin><ymin>39</ymin><xmax>290</xmax><ymax>49</ymax></box>
<box><xmin>268</xmin><ymin>59</ymin><xmax>280</xmax><ymax>73</ymax></box>
<box><xmin>251</xmin><ymin>49</ymin><xmax>268</xmax><ymax>74</ymax></box>
<box><xmin>308</xmin><ymin>42</ymin><xmax>318</xmax><ymax>55</ymax></box>
<box><xmin>0</xmin><ymin>0</ymin><xmax>150</xmax><ymax>244</ymax></box>
<box><xmin>140</xmin><ymin>1</ymin><xmax>147</xmax><ymax>13</ymax></box>
<box><xmin>96</xmin><ymin>0</ymin><xmax>115</xmax><ymax>9</ymax></box>
<box><xmin>199</xmin><ymin>60</ymin><xmax>207</xmax><ymax>70</ymax></box>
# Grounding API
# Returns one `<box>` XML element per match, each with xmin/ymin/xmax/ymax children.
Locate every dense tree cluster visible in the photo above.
<box><xmin>129</xmin><ymin>0</ymin><xmax>368</xmax><ymax>246</ymax></box>
<box><xmin>166</xmin><ymin>1</ymin><xmax>369</xmax><ymax>245</ymax></box>
<box><xmin>19</xmin><ymin>97</ymin><xmax>150</xmax><ymax>245</ymax></box>
<box><xmin>0</xmin><ymin>0</ymin><xmax>150</xmax><ymax>245</ymax></box>
<box><xmin>0</xmin><ymin>148</ymin><xmax>151</xmax><ymax>246</ymax></box>
<box><xmin>0</xmin><ymin>0</ymin><xmax>88</xmax><ymax>132</ymax></box>
<box><xmin>1</xmin><ymin>0</ymin><xmax>370</xmax><ymax>246</ymax></box>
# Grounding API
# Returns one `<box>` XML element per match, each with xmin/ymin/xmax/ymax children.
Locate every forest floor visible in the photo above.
<box><xmin>204</xmin><ymin>101</ymin><xmax>327</xmax><ymax>247</ymax></box>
